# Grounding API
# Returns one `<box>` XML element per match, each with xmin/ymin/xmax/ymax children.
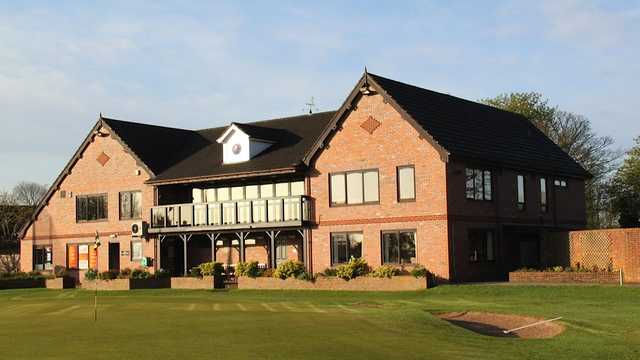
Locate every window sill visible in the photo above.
<box><xmin>397</xmin><ymin>198</ymin><xmax>416</xmax><ymax>203</ymax></box>
<box><xmin>330</xmin><ymin>201</ymin><xmax>380</xmax><ymax>208</ymax></box>
<box><xmin>120</xmin><ymin>217</ymin><xmax>142</xmax><ymax>221</ymax></box>
<box><xmin>76</xmin><ymin>219</ymin><xmax>109</xmax><ymax>224</ymax></box>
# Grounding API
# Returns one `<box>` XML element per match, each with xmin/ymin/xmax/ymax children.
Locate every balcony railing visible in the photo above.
<box><xmin>149</xmin><ymin>195</ymin><xmax>312</xmax><ymax>232</ymax></box>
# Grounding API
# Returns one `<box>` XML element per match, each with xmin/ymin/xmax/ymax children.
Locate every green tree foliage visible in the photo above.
<box><xmin>609</xmin><ymin>137</ymin><xmax>640</xmax><ymax>227</ymax></box>
<box><xmin>483</xmin><ymin>92</ymin><xmax>621</xmax><ymax>228</ymax></box>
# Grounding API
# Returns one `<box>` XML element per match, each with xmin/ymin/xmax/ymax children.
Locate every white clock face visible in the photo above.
<box><xmin>232</xmin><ymin>143</ymin><xmax>242</xmax><ymax>155</ymax></box>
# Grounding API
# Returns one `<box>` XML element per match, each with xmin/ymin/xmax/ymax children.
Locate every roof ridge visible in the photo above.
<box><xmin>196</xmin><ymin>110</ymin><xmax>337</xmax><ymax>132</ymax></box>
<box><xmin>367</xmin><ymin>72</ymin><xmax>530</xmax><ymax>121</ymax></box>
<box><xmin>101</xmin><ymin>116</ymin><xmax>194</xmax><ymax>133</ymax></box>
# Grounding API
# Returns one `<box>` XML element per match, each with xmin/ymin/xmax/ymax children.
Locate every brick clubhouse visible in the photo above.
<box><xmin>19</xmin><ymin>71</ymin><xmax>590</xmax><ymax>283</ymax></box>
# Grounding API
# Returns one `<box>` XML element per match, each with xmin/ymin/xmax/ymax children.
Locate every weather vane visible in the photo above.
<box><xmin>304</xmin><ymin>96</ymin><xmax>319</xmax><ymax>114</ymax></box>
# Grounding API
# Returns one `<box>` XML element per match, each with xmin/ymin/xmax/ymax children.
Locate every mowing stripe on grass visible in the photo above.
<box><xmin>212</xmin><ymin>303</ymin><xmax>221</xmax><ymax>311</ymax></box>
<box><xmin>237</xmin><ymin>303</ymin><xmax>247</xmax><ymax>312</ymax></box>
<box><xmin>306</xmin><ymin>302</ymin><xmax>327</xmax><ymax>313</ymax></box>
<box><xmin>337</xmin><ymin>305</ymin><xmax>360</xmax><ymax>313</ymax></box>
<box><xmin>48</xmin><ymin>305</ymin><xmax>81</xmax><ymax>316</ymax></box>
<box><xmin>261</xmin><ymin>303</ymin><xmax>277</xmax><ymax>312</ymax></box>
<box><xmin>186</xmin><ymin>303</ymin><xmax>196</xmax><ymax>311</ymax></box>
<box><xmin>279</xmin><ymin>302</ymin><xmax>299</xmax><ymax>312</ymax></box>
<box><xmin>397</xmin><ymin>300</ymin><xmax>423</xmax><ymax>306</ymax></box>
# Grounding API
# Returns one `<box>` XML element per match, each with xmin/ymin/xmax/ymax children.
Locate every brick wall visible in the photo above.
<box><xmin>20</xmin><ymin>125</ymin><xmax>156</xmax><ymax>272</ymax></box>
<box><xmin>509</xmin><ymin>271</ymin><xmax>620</xmax><ymax>284</ymax></box>
<box><xmin>569</xmin><ymin>228</ymin><xmax>640</xmax><ymax>283</ymax></box>
<box><xmin>238</xmin><ymin>275</ymin><xmax>428</xmax><ymax>291</ymax></box>
<box><xmin>309</xmin><ymin>93</ymin><xmax>450</xmax><ymax>278</ymax></box>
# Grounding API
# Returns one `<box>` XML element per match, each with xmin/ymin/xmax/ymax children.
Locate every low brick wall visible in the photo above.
<box><xmin>509</xmin><ymin>271</ymin><xmax>621</xmax><ymax>284</ymax></box>
<box><xmin>46</xmin><ymin>277</ymin><xmax>76</xmax><ymax>289</ymax></box>
<box><xmin>81</xmin><ymin>278</ymin><xmax>170</xmax><ymax>290</ymax></box>
<box><xmin>238</xmin><ymin>276</ymin><xmax>428</xmax><ymax>291</ymax></box>
<box><xmin>171</xmin><ymin>276</ymin><xmax>216</xmax><ymax>290</ymax></box>
<box><xmin>0</xmin><ymin>278</ymin><xmax>46</xmax><ymax>290</ymax></box>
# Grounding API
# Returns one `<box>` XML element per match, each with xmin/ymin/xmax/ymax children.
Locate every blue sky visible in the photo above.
<box><xmin>1</xmin><ymin>1</ymin><xmax>639</xmax><ymax>190</ymax></box>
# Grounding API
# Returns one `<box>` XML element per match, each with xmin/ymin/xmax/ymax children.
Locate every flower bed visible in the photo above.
<box><xmin>81</xmin><ymin>278</ymin><xmax>170</xmax><ymax>290</ymax></box>
<box><xmin>238</xmin><ymin>275</ymin><xmax>428</xmax><ymax>291</ymax></box>
<box><xmin>509</xmin><ymin>271</ymin><xmax>621</xmax><ymax>284</ymax></box>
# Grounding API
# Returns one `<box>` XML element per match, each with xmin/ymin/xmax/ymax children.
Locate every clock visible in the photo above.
<box><xmin>232</xmin><ymin>143</ymin><xmax>242</xmax><ymax>155</ymax></box>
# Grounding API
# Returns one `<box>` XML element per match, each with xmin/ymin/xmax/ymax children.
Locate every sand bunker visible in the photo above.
<box><xmin>436</xmin><ymin>312</ymin><xmax>564</xmax><ymax>339</ymax></box>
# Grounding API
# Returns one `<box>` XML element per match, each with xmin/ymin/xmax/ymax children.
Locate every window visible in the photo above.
<box><xmin>76</xmin><ymin>194</ymin><xmax>108</xmax><ymax>222</ymax></box>
<box><xmin>554</xmin><ymin>179</ymin><xmax>567</xmax><ymax>188</ymax></box>
<box><xmin>382</xmin><ymin>231</ymin><xmax>416</xmax><ymax>264</ymax></box>
<box><xmin>119</xmin><ymin>191</ymin><xmax>142</xmax><ymax>220</ymax></box>
<box><xmin>465</xmin><ymin>168</ymin><xmax>492</xmax><ymax>201</ymax></box>
<box><xmin>245</xmin><ymin>185</ymin><xmax>259</xmax><ymax>200</ymax></box>
<box><xmin>290</xmin><ymin>181</ymin><xmax>305</xmax><ymax>196</ymax></box>
<box><xmin>131</xmin><ymin>241</ymin><xmax>143</xmax><ymax>261</ymax></box>
<box><xmin>231</xmin><ymin>186</ymin><xmax>244</xmax><ymax>200</ymax></box>
<box><xmin>330</xmin><ymin>170</ymin><xmax>379</xmax><ymax>206</ymax></box>
<box><xmin>517</xmin><ymin>175</ymin><xmax>525</xmax><ymax>210</ymax></box>
<box><xmin>397</xmin><ymin>166</ymin><xmax>416</xmax><ymax>201</ymax></box>
<box><xmin>469</xmin><ymin>229</ymin><xmax>495</xmax><ymax>262</ymax></box>
<box><xmin>330</xmin><ymin>232</ymin><xmax>363</xmax><ymax>265</ymax></box>
<box><xmin>33</xmin><ymin>246</ymin><xmax>52</xmax><ymax>271</ymax></box>
<box><xmin>540</xmin><ymin>178</ymin><xmax>548</xmax><ymax>213</ymax></box>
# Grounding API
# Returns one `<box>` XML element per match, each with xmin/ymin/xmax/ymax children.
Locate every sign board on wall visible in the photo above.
<box><xmin>78</xmin><ymin>244</ymin><xmax>89</xmax><ymax>270</ymax></box>
<box><xmin>68</xmin><ymin>245</ymin><xmax>78</xmax><ymax>268</ymax></box>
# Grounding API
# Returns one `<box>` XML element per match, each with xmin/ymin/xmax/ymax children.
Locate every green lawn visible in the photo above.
<box><xmin>0</xmin><ymin>285</ymin><xmax>638</xmax><ymax>360</ymax></box>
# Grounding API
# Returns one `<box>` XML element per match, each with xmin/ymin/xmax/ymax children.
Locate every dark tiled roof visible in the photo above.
<box><xmin>146</xmin><ymin>111</ymin><xmax>336</xmax><ymax>182</ymax></box>
<box><xmin>368</xmin><ymin>73</ymin><xmax>590</xmax><ymax>178</ymax></box>
<box><xmin>102</xmin><ymin>118</ymin><xmax>196</xmax><ymax>175</ymax></box>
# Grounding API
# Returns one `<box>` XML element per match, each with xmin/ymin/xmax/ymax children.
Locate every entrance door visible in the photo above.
<box><xmin>275</xmin><ymin>238</ymin><xmax>287</xmax><ymax>266</ymax></box>
<box><xmin>108</xmin><ymin>243</ymin><xmax>120</xmax><ymax>271</ymax></box>
<box><xmin>519</xmin><ymin>240</ymin><xmax>540</xmax><ymax>268</ymax></box>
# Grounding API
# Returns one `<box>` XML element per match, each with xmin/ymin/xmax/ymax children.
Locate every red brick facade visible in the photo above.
<box><xmin>19</xmin><ymin>92</ymin><xmax>588</xmax><ymax>283</ymax></box>
<box><xmin>20</xmin><ymin>125</ymin><xmax>156</xmax><ymax>273</ymax></box>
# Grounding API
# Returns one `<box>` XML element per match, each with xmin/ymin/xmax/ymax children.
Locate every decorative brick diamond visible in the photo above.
<box><xmin>360</xmin><ymin>116</ymin><xmax>381</xmax><ymax>134</ymax></box>
<box><xmin>96</xmin><ymin>152</ymin><xmax>110</xmax><ymax>166</ymax></box>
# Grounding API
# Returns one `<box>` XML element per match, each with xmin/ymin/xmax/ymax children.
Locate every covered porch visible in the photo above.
<box><xmin>157</xmin><ymin>228</ymin><xmax>309</xmax><ymax>276</ymax></box>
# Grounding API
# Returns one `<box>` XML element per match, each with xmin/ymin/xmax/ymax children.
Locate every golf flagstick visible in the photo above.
<box><xmin>503</xmin><ymin>317</ymin><xmax>562</xmax><ymax>334</ymax></box>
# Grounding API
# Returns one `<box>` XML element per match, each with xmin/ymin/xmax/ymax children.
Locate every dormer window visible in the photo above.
<box><xmin>216</xmin><ymin>123</ymin><xmax>276</xmax><ymax>164</ymax></box>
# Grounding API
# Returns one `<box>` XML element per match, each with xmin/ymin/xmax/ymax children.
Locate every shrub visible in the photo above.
<box><xmin>273</xmin><ymin>260</ymin><xmax>305</xmax><ymax>279</ymax></box>
<box><xmin>118</xmin><ymin>268</ymin><xmax>132</xmax><ymax>279</ymax></box>
<box><xmin>236</xmin><ymin>261</ymin><xmax>261</xmax><ymax>278</ymax></box>
<box><xmin>155</xmin><ymin>268</ymin><xmax>171</xmax><ymax>279</ymax></box>
<box><xmin>199</xmin><ymin>262</ymin><xmax>224</xmax><ymax>277</ymax></box>
<box><xmin>0</xmin><ymin>271</ymin><xmax>52</xmax><ymax>280</ymax></box>
<box><xmin>54</xmin><ymin>265</ymin><xmax>68</xmax><ymax>278</ymax></box>
<box><xmin>130</xmin><ymin>268</ymin><xmax>151</xmax><ymax>279</ymax></box>
<box><xmin>189</xmin><ymin>266</ymin><xmax>202</xmax><ymax>278</ymax></box>
<box><xmin>335</xmin><ymin>257</ymin><xmax>369</xmax><ymax>280</ymax></box>
<box><xmin>296</xmin><ymin>271</ymin><xmax>316</xmax><ymax>282</ymax></box>
<box><xmin>260</xmin><ymin>268</ymin><xmax>275</xmax><ymax>277</ymax></box>
<box><xmin>410</xmin><ymin>265</ymin><xmax>429</xmax><ymax>278</ymax></box>
<box><xmin>98</xmin><ymin>270</ymin><xmax>118</xmax><ymax>280</ymax></box>
<box><xmin>370</xmin><ymin>265</ymin><xmax>399</xmax><ymax>278</ymax></box>
<box><xmin>322</xmin><ymin>268</ymin><xmax>337</xmax><ymax>277</ymax></box>
<box><xmin>84</xmin><ymin>269</ymin><xmax>98</xmax><ymax>281</ymax></box>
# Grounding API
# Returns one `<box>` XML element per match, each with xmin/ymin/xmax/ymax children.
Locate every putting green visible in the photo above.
<box><xmin>0</xmin><ymin>285</ymin><xmax>638</xmax><ymax>359</ymax></box>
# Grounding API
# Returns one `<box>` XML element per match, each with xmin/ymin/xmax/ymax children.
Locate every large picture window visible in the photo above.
<box><xmin>469</xmin><ymin>229</ymin><xmax>495</xmax><ymax>262</ymax></box>
<box><xmin>465</xmin><ymin>168</ymin><xmax>492</xmax><ymax>201</ymax></box>
<box><xmin>330</xmin><ymin>169</ymin><xmax>379</xmax><ymax>206</ymax></box>
<box><xmin>382</xmin><ymin>230</ymin><xmax>416</xmax><ymax>264</ymax></box>
<box><xmin>76</xmin><ymin>194</ymin><xmax>108</xmax><ymax>222</ymax></box>
<box><xmin>330</xmin><ymin>232</ymin><xmax>363</xmax><ymax>265</ymax></box>
<box><xmin>119</xmin><ymin>191</ymin><xmax>142</xmax><ymax>220</ymax></box>
<box><xmin>33</xmin><ymin>246</ymin><xmax>52</xmax><ymax>271</ymax></box>
<box><xmin>397</xmin><ymin>166</ymin><xmax>416</xmax><ymax>201</ymax></box>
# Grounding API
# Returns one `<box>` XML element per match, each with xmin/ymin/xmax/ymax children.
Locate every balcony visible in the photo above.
<box><xmin>149</xmin><ymin>195</ymin><xmax>312</xmax><ymax>233</ymax></box>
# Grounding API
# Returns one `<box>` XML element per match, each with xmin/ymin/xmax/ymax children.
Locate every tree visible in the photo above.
<box><xmin>483</xmin><ymin>92</ymin><xmax>622</xmax><ymax>228</ymax></box>
<box><xmin>12</xmin><ymin>182</ymin><xmax>47</xmax><ymax>207</ymax></box>
<box><xmin>609</xmin><ymin>137</ymin><xmax>640</xmax><ymax>227</ymax></box>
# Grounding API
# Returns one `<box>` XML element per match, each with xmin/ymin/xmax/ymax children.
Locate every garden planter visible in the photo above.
<box><xmin>171</xmin><ymin>276</ymin><xmax>217</xmax><ymax>289</ymax></box>
<box><xmin>82</xmin><ymin>278</ymin><xmax>170</xmax><ymax>290</ymax></box>
<box><xmin>46</xmin><ymin>277</ymin><xmax>76</xmax><ymax>289</ymax></box>
<box><xmin>238</xmin><ymin>275</ymin><xmax>428</xmax><ymax>291</ymax></box>
<box><xmin>0</xmin><ymin>278</ymin><xmax>46</xmax><ymax>290</ymax></box>
<box><xmin>509</xmin><ymin>271</ymin><xmax>621</xmax><ymax>284</ymax></box>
